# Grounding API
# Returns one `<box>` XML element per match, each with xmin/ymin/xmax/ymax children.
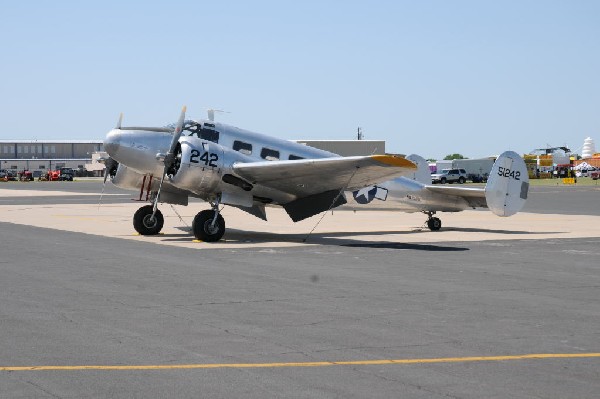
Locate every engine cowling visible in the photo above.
<box><xmin>169</xmin><ymin>138</ymin><xmax>225</xmax><ymax>198</ymax></box>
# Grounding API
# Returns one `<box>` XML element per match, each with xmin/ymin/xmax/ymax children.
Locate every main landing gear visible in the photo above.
<box><xmin>192</xmin><ymin>201</ymin><xmax>225</xmax><ymax>242</ymax></box>
<box><xmin>424</xmin><ymin>211</ymin><xmax>442</xmax><ymax>231</ymax></box>
<box><xmin>133</xmin><ymin>204</ymin><xmax>164</xmax><ymax>235</ymax></box>
<box><xmin>132</xmin><ymin>176</ymin><xmax>164</xmax><ymax>236</ymax></box>
<box><xmin>132</xmin><ymin>198</ymin><xmax>226</xmax><ymax>242</ymax></box>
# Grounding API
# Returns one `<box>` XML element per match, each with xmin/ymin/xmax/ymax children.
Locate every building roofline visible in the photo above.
<box><xmin>0</xmin><ymin>140</ymin><xmax>103</xmax><ymax>144</ymax></box>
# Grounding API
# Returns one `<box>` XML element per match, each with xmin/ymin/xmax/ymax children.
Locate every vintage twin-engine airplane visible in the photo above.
<box><xmin>102</xmin><ymin>107</ymin><xmax>529</xmax><ymax>242</ymax></box>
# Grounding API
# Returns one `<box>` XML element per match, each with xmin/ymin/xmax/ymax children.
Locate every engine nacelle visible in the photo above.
<box><xmin>169</xmin><ymin>136</ymin><xmax>257</xmax><ymax>207</ymax></box>
<box><xmin>169</xmin><ymin>138</ymin><xmax>224</xmax><ymax>198</ymax></box>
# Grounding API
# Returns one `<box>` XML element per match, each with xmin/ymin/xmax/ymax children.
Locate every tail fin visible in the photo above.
<box><xmin>405</xmin><ymin>154</ymin><xmax>432</xmax><ymax>184</ymax></box>
<box><xmin>485</xmin><ymin>151</ymin><xmax>529</xmax><ymax>216</ymax></box>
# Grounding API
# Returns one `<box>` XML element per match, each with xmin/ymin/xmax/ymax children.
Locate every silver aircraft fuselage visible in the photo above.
<box><xmin>104</xmin><ymin>119</ymin><xmax>479</xmax><ymax>213</ymax></box>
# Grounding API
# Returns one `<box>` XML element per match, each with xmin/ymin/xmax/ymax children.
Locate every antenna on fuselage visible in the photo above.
<box><xmin>206</xmin><ymin>109</ymin><xmax>230</xmax><ymax>121</ymax></box>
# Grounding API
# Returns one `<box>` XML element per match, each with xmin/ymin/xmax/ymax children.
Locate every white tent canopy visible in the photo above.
<box><xmin>574</xmin><ymin>162</ymin><xmax>592</xmax><ymax>170</ymax></box>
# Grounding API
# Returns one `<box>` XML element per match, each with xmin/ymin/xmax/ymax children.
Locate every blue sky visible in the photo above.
<box><xmin>1</xmin><ymin>1</ymin><xmax>598</xmax><ymax>159</ymax></box>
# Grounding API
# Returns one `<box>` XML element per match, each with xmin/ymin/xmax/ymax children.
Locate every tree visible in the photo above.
<box><xmin>443</xmin><ymin>153</ymin><xmax>467</xmax><ymax>160</ymax></box>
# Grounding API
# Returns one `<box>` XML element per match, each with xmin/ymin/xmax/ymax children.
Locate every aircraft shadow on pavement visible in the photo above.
<box><xmin>163</xmin><ymin>228</ymin><xmax>470</xmax><ymax>251</ymax></box>
<box><xmin>439</xmin><ymin>227</ymin><xmax>563</xmax><ymax>235</ymax></box>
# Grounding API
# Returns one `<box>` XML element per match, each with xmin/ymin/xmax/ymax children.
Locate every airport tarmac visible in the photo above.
<box><xmin>1</xmin><ymin>181</ymin><xmax>599</xmax><ymax>398</ymax></box>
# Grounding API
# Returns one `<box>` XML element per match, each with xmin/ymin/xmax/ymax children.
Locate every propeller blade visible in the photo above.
<box><xmin>98</xmin><ymin>165</ymin><xmax>109</xmax><ymax>210</ymax></box>
<box><xmin>161</xmin><ymin>106</ymin><xmax>186</xmax><ymax>176</ymax></box>
<box><xmin>151</xmin><ymin>106</ymin><xmax>187</xmax><ymax>218</ymax></box>
<box><xmin>99</xmin><ymin>158</ymin><xmax>118</xmax><ymax>210</ymax></box>
<box><xmin>168</xmin><ymin>106</ymin><xmax>186</xmax><ymax>156</ymax></box>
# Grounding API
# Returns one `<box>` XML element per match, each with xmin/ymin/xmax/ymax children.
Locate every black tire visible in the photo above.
<box><xmin>133</xmin><ymin>205</ymin><xmax>164</xmax><ymax>235</ymax></box>
<box><xmin>427</xmin><ymin>217</ymin><xmax>442</xmax><ymax>231</ymax></box>
<box><xmin>192</xmin><ymin>210</ymin><xmax>225</xmax><ymax>242</ymax></box>
<box><xmin>440</xmin><ymin>177</ymin><xmax>447</xmax><ymax>184</ymax></box>
<box><xmin>458</xmin><ymin>176</ymin><xmax>465</xmax><ymax>184</ymax></box>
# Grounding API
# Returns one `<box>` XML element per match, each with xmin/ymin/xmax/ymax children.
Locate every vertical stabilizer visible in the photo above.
<box><xmin>405</xmin><ymin>154</ymin><xmax>432</xmax><ymax>184</ymax></box>
<box><xmin>485</xmin><ymin>151</ymin><xmax>529</xmax><ymax>216</ymax></box>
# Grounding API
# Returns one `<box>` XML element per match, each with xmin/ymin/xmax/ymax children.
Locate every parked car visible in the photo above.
<box><xmin>0</xmin><ymin>169</ymin><xmax>17</xmax><ymax>181</ymax></box>
<box><xmin>431</xmin><ymin>168</ymin><xmax>468</xmax><ymax>184</ymax></box>
<box><xmin>18</xmin><ymin>170</ymin><xmax>34</xmax><ymax>181</ymax></box>
<box><xmin>468</xmin><ymin>173</ymin><xmax>488</xmax><ymax>183</ymax></box>
<box><xmin>58</xmin><ymin>167</ymin><xmax>74</xmax><ymax>181</ymax></box>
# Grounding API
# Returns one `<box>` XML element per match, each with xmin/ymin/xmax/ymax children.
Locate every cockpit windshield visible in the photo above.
<box><xmin>166</xmin><ymin>120</ymin><xmax>220</xmax><ymax>143</ymax></box>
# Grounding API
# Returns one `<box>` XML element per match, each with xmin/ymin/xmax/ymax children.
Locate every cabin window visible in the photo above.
<box><xmin>289</xmin><ymin>154</ymin><xmax>304</xmax><ymax>160</ymax></box>
<box><xmin>260</xmin><ymin>148</ymin><xmax>280</xmax><ymax>161</ymax></box>
<box><xmin>233</xmin><ymin>140</ymin><xmax>252</xmax><ymax>155</ymax></box>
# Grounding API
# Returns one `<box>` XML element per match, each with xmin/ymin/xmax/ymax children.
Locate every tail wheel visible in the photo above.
<box><xmin>192</xmin><ymin>210</ymin><xmax>226</xmax><ymax>242</ymax></box>
<box><xmin>133</xmin><ymin>205</ymin><xmax>164</xmax><ymax>235</ymax></box>
<box><xmin>427</xmin><ymin>217</ymin><xmax>442</xmax><ymax>231</ymax></box>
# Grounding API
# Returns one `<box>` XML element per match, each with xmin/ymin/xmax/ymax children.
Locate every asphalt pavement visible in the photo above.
<box><xmin>0</xmin><ymin>181</ymin><xmax>599</xmax><ymax>398</ymax></box>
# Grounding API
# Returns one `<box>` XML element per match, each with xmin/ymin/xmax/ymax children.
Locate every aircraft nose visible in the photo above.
<box><xmin>104</xmin><ymin>129</ymin><xmax>121</xmax><ymax>157</ymax></box>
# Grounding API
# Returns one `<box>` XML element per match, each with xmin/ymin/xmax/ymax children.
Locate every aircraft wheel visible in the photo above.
<box><xmin>192</xmin><ymin>210</ymin><xmax>225</xmax><ymax>242</ymax></box>
<box><xmin>427</xmin><ymin>217</ymin><xmax>442</xmax><ymax>231</ymax></box>
<box><xmin>133</xmin><ymin>205</ymin><xmax>164</xmax><ymax>235</ymax></box>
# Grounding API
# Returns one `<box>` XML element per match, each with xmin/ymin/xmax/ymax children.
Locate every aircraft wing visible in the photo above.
<box><xmin>233</xmin><ymin>155</ymin><xmax>417</xmax><ymax>197</ymax></box>
<box><xmin>425</xmin><ymin>185</ymin><xmax>487</xmax><ymax>208</ymax></box>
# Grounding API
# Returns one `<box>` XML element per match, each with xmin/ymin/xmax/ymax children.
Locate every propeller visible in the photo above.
<box><xmin>98</xmin><ymin>158</ymin><xmax>119</xmax><ymax>209</ymax></box>
<box><xmin>99</xmin><ymin>112</ymin><xmax>123</xmax><ymax>209</ymax></box>
<box><xmin>151</xmin><ymin>106</ymin><xmax>187</xmax><ymax>218</ymax></box>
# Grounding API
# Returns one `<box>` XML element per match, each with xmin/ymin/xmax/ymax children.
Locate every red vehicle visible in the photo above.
<box><xmin>591</xmin><ymin>170</ymin><xmax>600</xmax><ymax>180</ymax></box>
<box><xmin>46</xmin><ymin>170</ymin><xmax>61</xmax><ymax>181</ymax></box>
<box><xmin>18</xmin><ymin>170</ymin><xmax>34</xmax><ymax>181</ymax></box>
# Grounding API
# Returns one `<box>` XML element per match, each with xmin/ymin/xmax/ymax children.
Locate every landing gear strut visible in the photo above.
<box><xmin>424</xmin><ymin>211</ymin><xmax>442</xmax><ymax>231</ymax></box>
<box><xmin>192</xmin><ymin>200</ymin><xmax>226</xmax><ymax>242</ymax></box>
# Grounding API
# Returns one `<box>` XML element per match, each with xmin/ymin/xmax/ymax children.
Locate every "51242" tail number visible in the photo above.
<box><xmin>497</xmin><ymin>166</ymin><xmax>520</xmax><ymax>180</ymax></box>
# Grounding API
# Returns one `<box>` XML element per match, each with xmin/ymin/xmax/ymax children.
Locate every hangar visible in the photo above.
<box><xmin>0</xmin><ymin>140</ymin><xmax>104</xmax><ymax>176</ymax></box>
<box><xmin>0</xmin><ymin>139</ymin><xmax>385</xmax><ymax>177</ymax></box>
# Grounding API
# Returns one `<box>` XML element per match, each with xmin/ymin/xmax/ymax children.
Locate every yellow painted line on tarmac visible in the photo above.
<box><xmin>1</xmin><ymin>353</ymin><xmax>599</xmax><ymax>372</ymax></box>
